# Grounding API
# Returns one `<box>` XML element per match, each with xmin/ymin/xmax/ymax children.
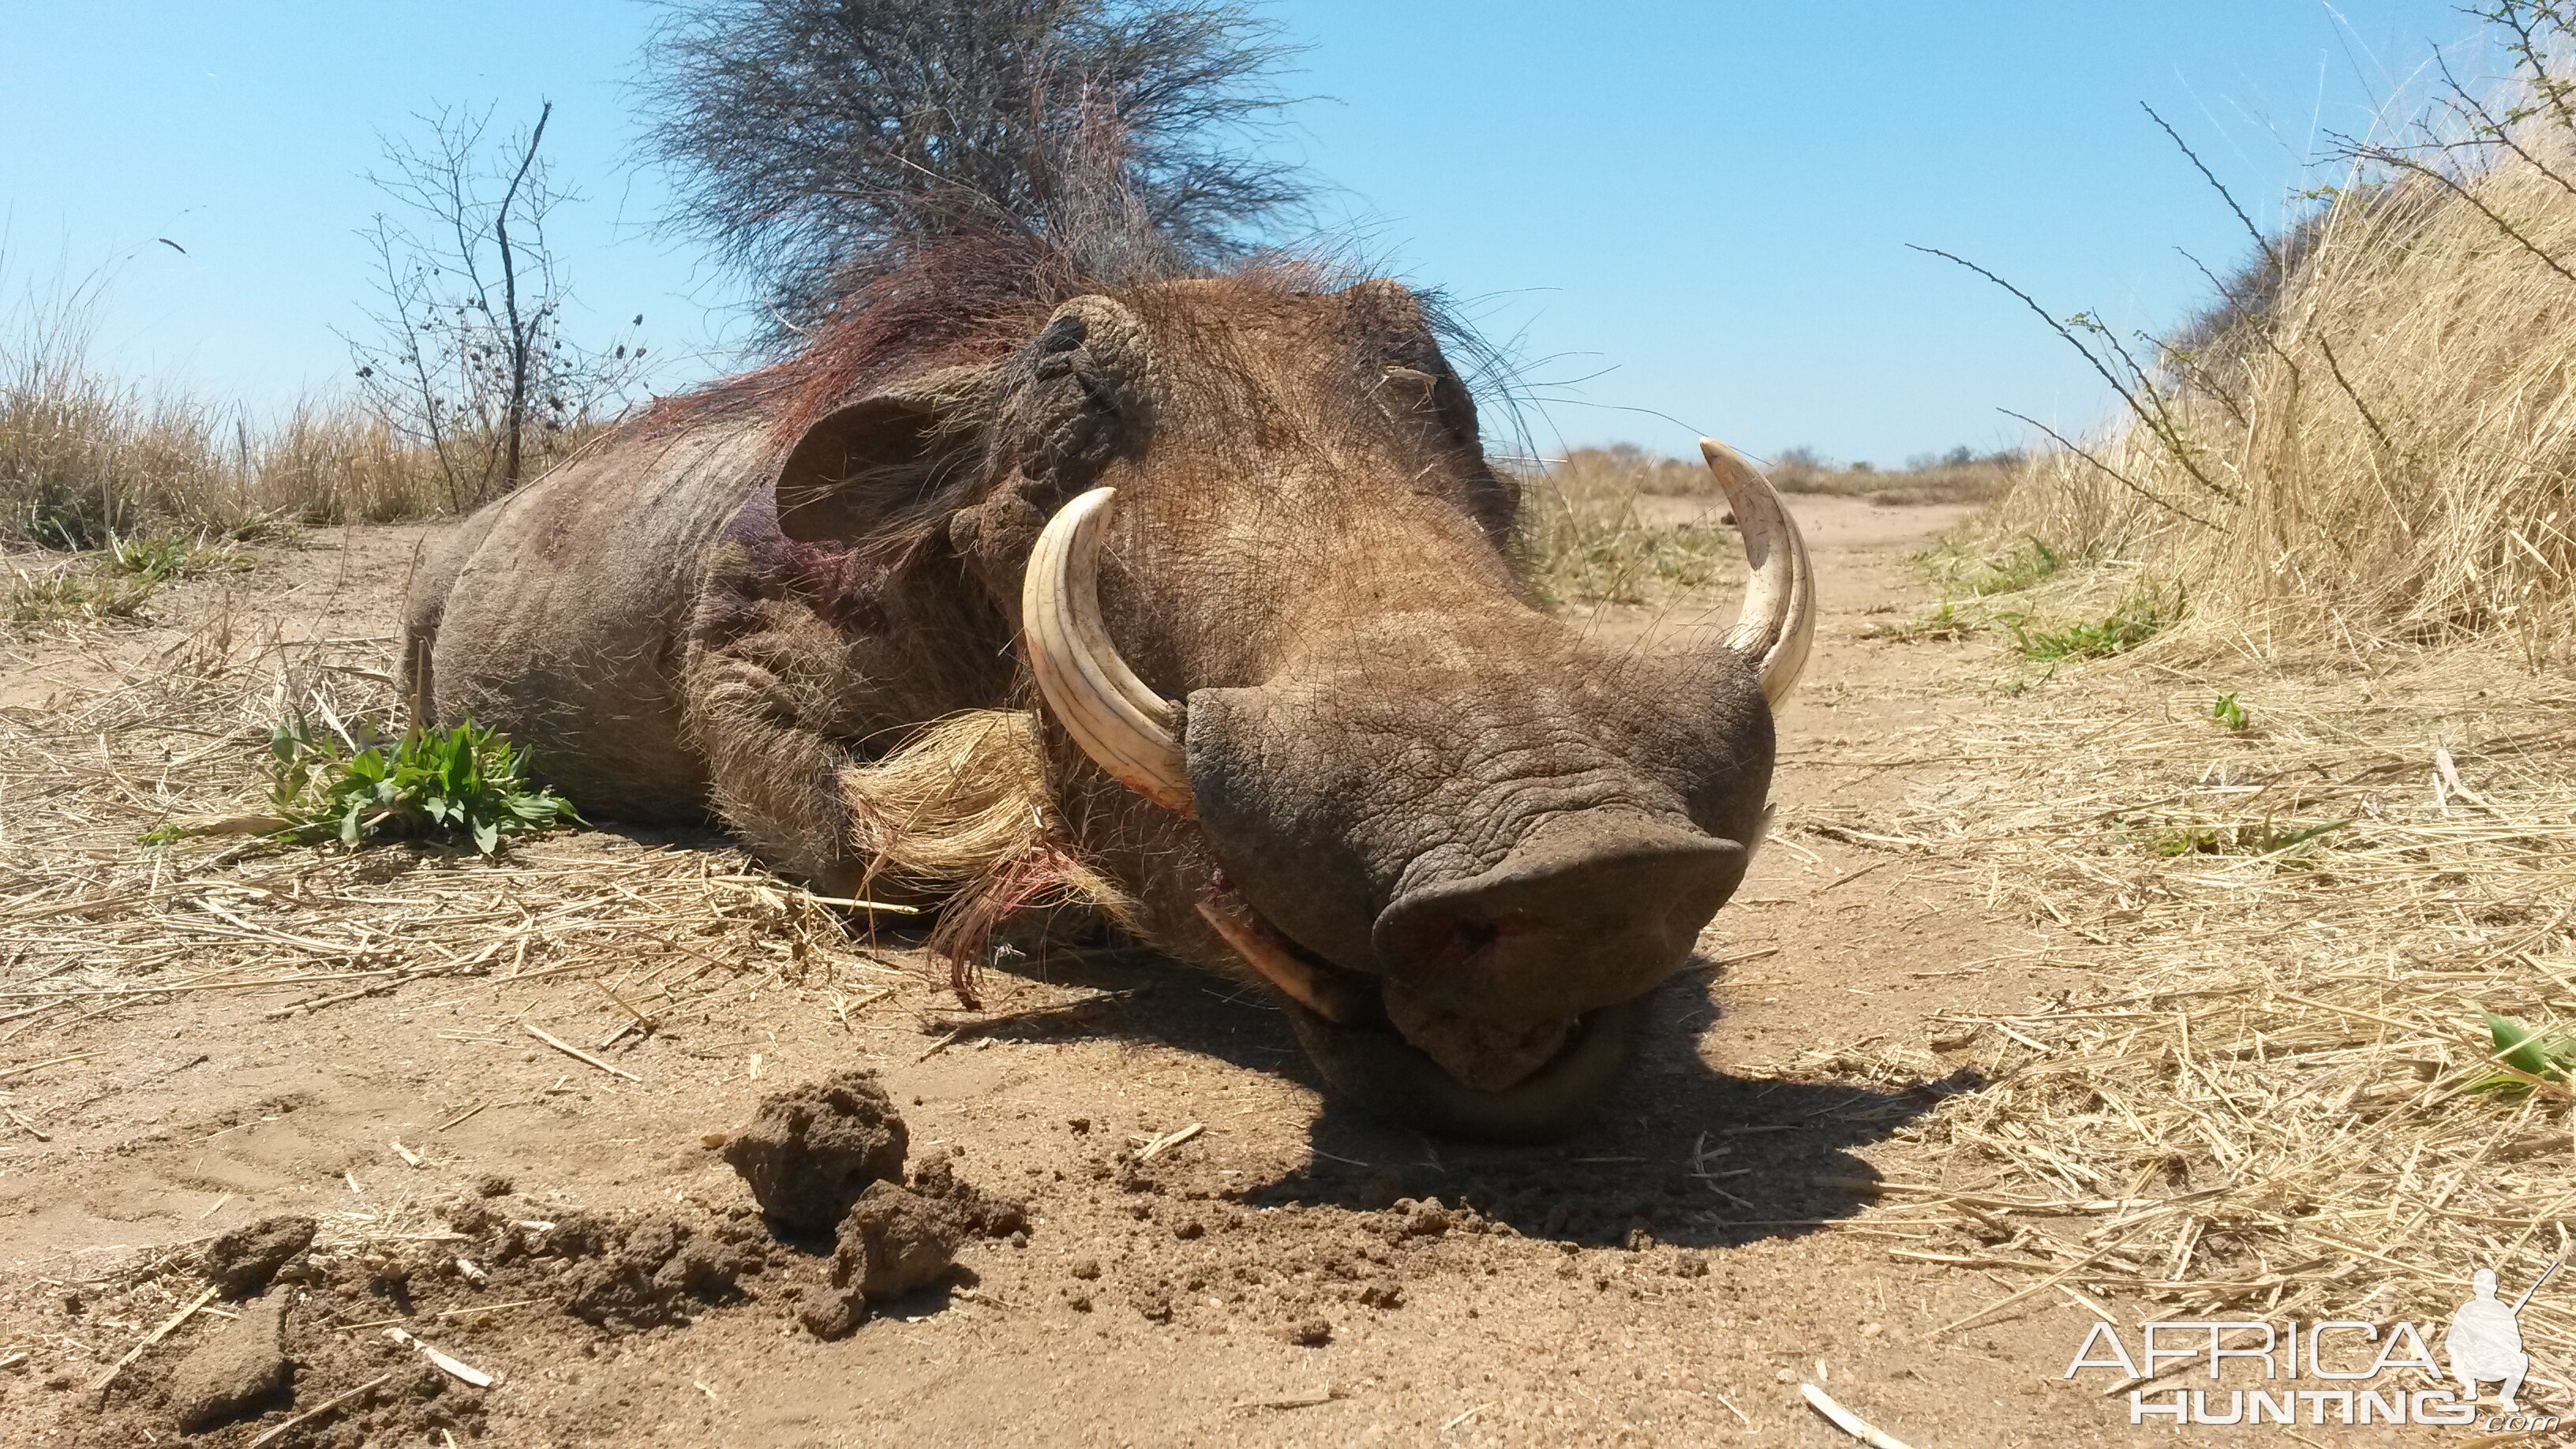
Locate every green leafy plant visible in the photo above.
<box><xmin>270</xmin><ymin>714</ymin><xmax>578</xmax><ymax>854</ymax></box>
<box><xmin>2210</xmin><ymin>692</ymin><xmax>2248</xmax><ymax>730</ymax></box>
<box><xmin>2473</xmin><ymin>1013</ymin><xmax>2576</xmax><ymax>1091</ymax></box>
<box><xmin>2005</xmin><ymin>583</ymin><xmax>2181</xmax><ymax>662</ymax></box>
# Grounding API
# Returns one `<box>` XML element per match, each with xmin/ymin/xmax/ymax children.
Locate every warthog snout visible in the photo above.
<box><xmin>1372</xmin><ymin>814</ymin><xmax>1744</xmax><ymax>1028</ymax></box>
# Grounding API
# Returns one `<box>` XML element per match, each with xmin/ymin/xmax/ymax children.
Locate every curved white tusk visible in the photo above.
<box><xmin>1020</xmin><ymin>487</ymin><xmax>1196</xmax><ymax>815</ymax></box>
<box><xmin>1698</xmin><ymin>438</ymin><xmax>1815</xmax><ymax>706</ymax></box>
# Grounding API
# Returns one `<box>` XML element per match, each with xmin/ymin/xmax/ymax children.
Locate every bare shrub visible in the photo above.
<box><xmin>349</xmin><ymin>103</ymin><xmax>645</xmax><ymax>511</ymax></box>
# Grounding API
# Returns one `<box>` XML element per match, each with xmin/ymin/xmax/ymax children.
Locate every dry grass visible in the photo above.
<box><xmin>0</xmin><ymin>599</ymin><xmax>936</xmax><ymax>1072</ymax></box>
<box><xmin>1789</xmin><ymin>650</ymin><xmax>2576</xmax><ymax>1350</ymax></box>
<box><xmin>1516</xmin><ymin>453</ymin><xmax>1738</xmax><ymax>606</ymax></box>
<box><xmin>1993</xmin><ymin>56</ymin><xmax>2576</xmax><ymax>658</ymax></box>
<box><xmin>0</xmin><ymin>271</ymin><xmax>589</xmax><ymax>549</ymax></box>
<box><xmin>1772</xmin><ymin>447</ymin><xmax>2021</xmax><ymax>507</ymax></box>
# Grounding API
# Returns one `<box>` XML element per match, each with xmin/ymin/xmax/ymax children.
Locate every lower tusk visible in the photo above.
<box><xmin>1196</xmin><ymin>895</ymin><xmax>1368</xmax><ymax>1024</ymax></box>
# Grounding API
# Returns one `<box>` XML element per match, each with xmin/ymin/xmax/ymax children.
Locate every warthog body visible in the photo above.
<box><xmin>405</xmin><ymin>258</ymin><xmax>1807</xmax><ymax>1137</ymax></box>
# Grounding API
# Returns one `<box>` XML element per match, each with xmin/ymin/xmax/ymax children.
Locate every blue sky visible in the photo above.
<box><xmin>0</xmin><ymin>2</ymin><xmax>2488</xmax><ymax>465</ymax></box>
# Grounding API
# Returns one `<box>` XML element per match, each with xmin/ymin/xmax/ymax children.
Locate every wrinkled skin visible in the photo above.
<box><xmin>405</xmin><ymin>274</ymin><xmax>1776</xmax><ymax>1140</ymax></box>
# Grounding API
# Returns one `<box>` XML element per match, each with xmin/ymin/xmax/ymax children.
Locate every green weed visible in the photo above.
<box><xmin>4</xmin><ymin>531</ymin><xmax>246</xmax><ymax>627</ymax></box>
<box><xmin>270</xmin><ymin>714</ymin><xmax>578</xmax><ymax>854</ymax></box>
<box><xmin>1956</xmin><ymin>538</ymin><xmax>2061</xmax><ymax>597</ymax></box>
<box><xmin>1865</xmin><ymin>598</ymin><xmax>1979</xmax><ymax>642</ymax></box>
<box><xmin>2006</xmin><ymin>584</ymin><xmax>2181</xmax><ymax>662</ymax></box>
<box><xmin>2142</xmin><ymin>817</ymin><xmax>2349</xmax><ymax>859</ymax></box>
<box><xmin>2473</xmin><ymin>1013</ymin><xmax>2576</xmax><ymax>1091</ymax></box>
<box><xmin>2211</xmin><ymin>693</ymin><xmax>2249</xmax><ymax>731</ymax></box>
<box><xmin>3</xmin><ymin>568</ymin><xmax>155</xmax><ymax>624</ymax></box>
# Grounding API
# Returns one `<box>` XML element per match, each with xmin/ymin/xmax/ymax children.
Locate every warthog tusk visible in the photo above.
<box><xmin>1699</xmin><ymin>438</ymin><xmax>1815</xmax><ymax>706</ymax></box>
<box><xmin>1021</xmin><ymin>487</ymin><xmax>1196</xmax><ymax>814</ymax></box>
<box><xmin>1195</xmin><ymin>894</ymin><xmax>1370</xmax><ymax>1024</ymax></box>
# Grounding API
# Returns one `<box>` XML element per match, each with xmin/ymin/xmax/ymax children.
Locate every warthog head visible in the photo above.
<box><xmin>786</xmin><ymin>271</ymin><xmax>1810</xmax><ymax>1139</ymax></box>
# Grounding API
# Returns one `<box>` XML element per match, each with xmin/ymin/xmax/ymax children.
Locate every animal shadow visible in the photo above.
<box><xmin>964</xmin><ymin>938</ymin><xmax>1980</xmax><ymax>1249</ymax></box>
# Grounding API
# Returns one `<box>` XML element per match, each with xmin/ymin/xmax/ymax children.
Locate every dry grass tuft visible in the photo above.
<box><xmin>1795</xmin><ymin>651</ymin><xmax>2576</xmax><ymax>1350</ymax></box>
<box><xmin>1993</xmin><ymin>50</ymin><xmax>2576</xmax><ymax>657</ymax></box>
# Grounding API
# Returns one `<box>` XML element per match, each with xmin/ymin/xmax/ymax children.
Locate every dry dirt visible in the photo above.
<box><xmin>0</xmin><ymin>497</ymin><xmax>2481</xmax><ymax>1446</ymax></box>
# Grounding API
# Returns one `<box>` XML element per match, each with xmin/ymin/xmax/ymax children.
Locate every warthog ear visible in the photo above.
<box><xmin>774</xmin><ymin>365</ymin><xmax>994</xmax><ymax>542</ymax></box>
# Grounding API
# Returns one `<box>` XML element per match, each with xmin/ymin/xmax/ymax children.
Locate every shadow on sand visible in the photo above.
<box><xmin>949</xmin><ymin>934</ymin><xmax>1981</xmax><ymax>1251</ymax></box>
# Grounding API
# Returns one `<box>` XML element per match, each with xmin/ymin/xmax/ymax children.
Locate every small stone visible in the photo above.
<box><xmin>1861</xmin><ymin>1321</ymin><xmax>1884</xmax><ymax>1338</ymax></box>
<box><xmin>166</xmin><ymin>1296</ymin><xmax>291</xmax><ymax>1431</ymax></box>
<box><xmin>200</xmin><ymin>1216</ymin><xmax>317</xmax><ymax>1298</ymax></box>
<box><xmin>1069</xmin><ymin>1257</ymin><xmax>1102</xmax><ymax>1281</ymax></box>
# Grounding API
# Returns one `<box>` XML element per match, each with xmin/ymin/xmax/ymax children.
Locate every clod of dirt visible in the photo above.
<box><xmin>544</xmin><ymin>1211</ymin><xmax>765</xmax><ymax>1332</ymax></box>
<box><xmin>1398</xmin><ymin>1200</ymin><xmax>1452</xmax><ymax>1238</ymax></box>
<box><xmin>473</xmin><ymin>1174</ymin><xmax>514</xmax><ymax>1197</ymax></box>
<box><xmin>165</xmin><ymin>1294</ymin><xmax>290</xmax><ymax>1431</ymax></box>
<box><xmin>1282</xmin><ymin>1316</ymin><xmax>1333</xmax><ymax>1346</ymax></box>
<box><xmin>834</xmin><ymin>1183</ymin><xmax>964</xmax><ymax>1299</ymax></box>
<box><xmin>724</xmin><ymin>1069</ymin><xmax>909</xmax><ymax>1232</ymax></box>
<box><xmin>906</xmin><ymin>1154</ymin><xmax>1028</xmax><ymax>1237</ymax></box>
<box><xmin>429</xmin><ymin>1200</ymin><xmax>769</xmax><ymax>1334</ymax></box>
<box><xmin>199</xmin><ymin>1215</ymin><xmax>317</xmax><ymax>1297</ymax></box>
<box><xmin>796</xmin><ymin>1283</ymin><xmax>867</xmax><ymax>1341</ymax></box>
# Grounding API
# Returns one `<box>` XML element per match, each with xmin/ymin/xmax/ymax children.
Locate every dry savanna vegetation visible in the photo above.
<box><xmin>1811</xmin><ymin>5</ymin><xmax>2576</xmax><ymax>1369</ymax></box>
<box><xmin>0</xmin><ymin>278</ymin><xmax>604</xmax><ymax>630</ymax></box>
<box><xmin>1518</xmin><ymin>442</ymin><xmax>2015</xmax><ymax>605</ymax></box>
<box><xmin>13</xmin><ymin>4</ymin><xmax>2576</xmax><ymax>1440</ymax></box>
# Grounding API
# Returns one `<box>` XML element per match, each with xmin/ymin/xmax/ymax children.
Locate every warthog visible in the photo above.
<box><xmin>402</xmin><ymin>255</ymin><xmax>1811</xmax><ymax>1139</ymax></box>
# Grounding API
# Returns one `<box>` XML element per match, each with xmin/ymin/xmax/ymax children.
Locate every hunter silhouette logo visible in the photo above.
<box><xmin>2061</xmin><ymin>1257</ymin><xmax>2566</xmax><ymax>1429</ymax></box>
<box><xmin>2447</xmin><ymin>1261</ymin><xmax>2556</xmax><ymax>1412</ymax></box>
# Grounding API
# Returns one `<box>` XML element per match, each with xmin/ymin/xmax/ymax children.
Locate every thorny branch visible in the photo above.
<box><xmin>1910</xmin><ymin>244</ymin><xmax>2240</xmax><ymax>507</ymax></box>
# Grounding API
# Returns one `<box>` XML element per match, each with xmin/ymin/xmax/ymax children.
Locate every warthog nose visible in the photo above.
<box><xmin>1370</xmin><ymin>814</ymin><xmax>1746</xmax><ymax>1023</ymax></box>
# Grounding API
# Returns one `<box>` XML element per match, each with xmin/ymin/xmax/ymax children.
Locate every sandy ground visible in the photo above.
<box><xmin>0</xmin><ymin>495</ymin><xmax>2483</xmax><ymax>1446</ymax></box>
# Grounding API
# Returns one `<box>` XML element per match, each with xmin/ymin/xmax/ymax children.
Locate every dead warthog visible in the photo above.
<box><xmin>402</xmin><ymin>252</ymin><xmax>1810</xmax><ymax>1139</ymax></box>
